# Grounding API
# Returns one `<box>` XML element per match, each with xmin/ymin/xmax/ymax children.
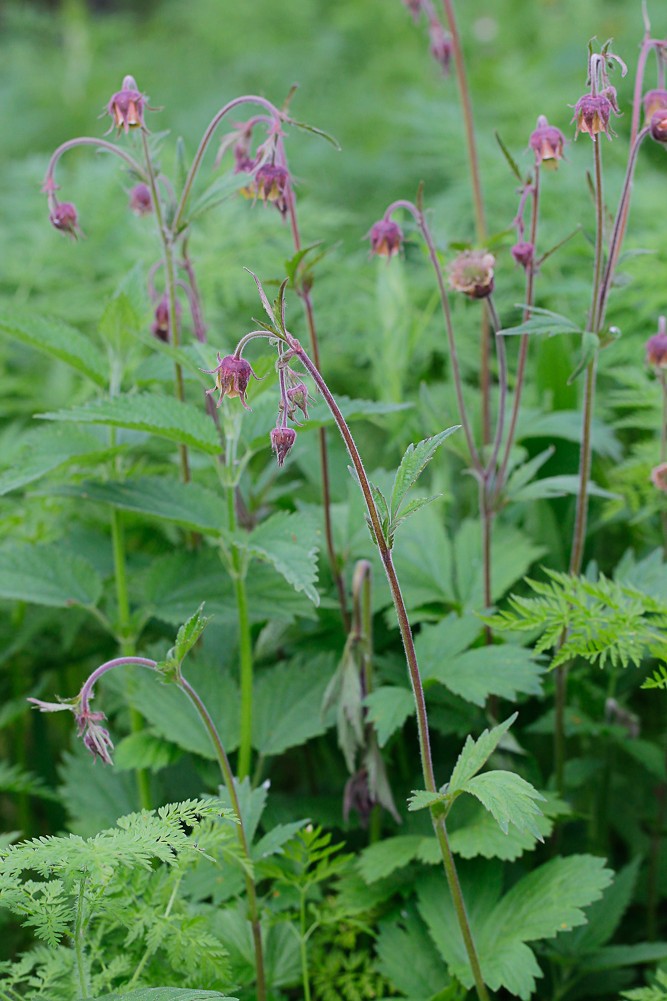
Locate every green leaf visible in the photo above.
<box><xmin>0</xmin><ymin>426</ymin><xmax>120</xmax><ymax>496</ymax></box>
<box><xmin>38</xmin><ymin>393</ymin><xmax>221</xmax><ymax>454</ymax></box>
<box><xmin>449</xmin><ymin>714</ymin><xmax>518</xmax><ymax>792</ymax></box>
<box><xmin>83</xmin><ymin>987</ymin><xmax>236</xmax><ymax>1000</ymax></box>
<box><xmin>0</xmin><ymin>543</ymin><xmax>102</xmax><ymax>607</ymax></box>
<box><xmin>461</xmin><ymin>771</ymin><xmax>545</xmax><ymax>838</ymax></box>
<box><xmin>448</xmin><ymin>796</ymin><xmax>559</xmax><ymax>861</ymax></box>
<box><xmin>407</xmin><ymin>789</ymin><xmax>446</xmax><ymax>813</ymax></box>
<box><xmin>389</xmin><ymin>428</ymin><xmax>459</xmax><ymax>523</ymax></box>
<box><xmin>363</xmin><ymin>686</ymin><xmax>414</xmax><ymax>746</ymax></box>
<box><xmin>252</xmin><ymin>656</ymin><xmax>333</xmax><ymax>756</ymax></box>
<box><xmin>52</xmin><ymin>477</ymin><xmax>224</xmax><ymax>535</ymax></box>
<box><xmin>376</xmin><ymin>906</ymin><xmax>455</xmax><ymax>1000</ymax></box>
<box><xmin>0</xmin><ymin>306</ymin><xmax>108</xmax><ymax>386</ymax></box>
<box><xmin>171</xmin><ymin>604</ymin><xmax>211</xmax><ymax>665</ymax></box>
<box><xmin>418</xmin><ymin>855</ymin><xmax>613</xmax><ymax>998</ymax></box>
<box><xmin>358</xmin><ymin>835</ymin><xmax>426</xmax><ymax>883</ymax></box>
<box><xmin>550</xmin><ymin>857</ymin><xmax>641</xmax><ymax>954</ymax></box>
<box><xmin>499</xmin><ymin>306</ymin><xmax>581</xmax><ymax>338</ymax></box>
<box><xmin>252</xmin><ymin>820</ymin><xmax>309</xmax><ymax>861</ymax></box>
<box><xmin>246</xmin><ymin>510</ymin><xmax>320</xmax><ymax>604</ymax></box>
<box><xmin>509</xmin><ymin>473</ymin><xmax>619</xmax><ymax>503</ymax></box>
<box><xmin>568</xmin><ymin>330</ymin><xmax>600</xmax><ymax>384</ymax></box>
<box><xmin>113</xmin><ymin>731</ymin><xmax>182</xmax><ymax>772</ymax></box>
<box><xmin>0</xmin><ymin>762</ymin><xmax>59</xmax><ymax>801</ymax></box>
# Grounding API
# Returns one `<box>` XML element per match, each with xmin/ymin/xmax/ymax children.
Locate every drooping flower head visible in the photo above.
<box><xmin>203</xmin><ymin>353</ymin><xmax>257</xmax><ymax>410</ymax></box>
<box><xmin>151</xmin><ymin>294</ymin><xmax>181</xmax><ymax>343</ymax></box>
<box><xmin>643</xmin><ymin>88</ymin><xmax>667</xmax><ymax>122</ymax></box>
<box><xmin>254</xmin><ymin>163</ymin><xmax>291</xmax><ymax>215</ymax></box>
<box><xmin>529</xmin><ymin>115</ymin><xmax>565</xmax><ymax>167</ymax></box>
<box><xmin>511</xmin><ymin>241</ymin><xmax>535</xmax><ymax>270</ymax></box>
<box><xmin>646</xmin><ymin>318</ymin><xmax>667</xmax><ymax>369</ymax></box>
<box><xmin>428</xmin><ymin>21</ymin><xmax>453</xmax><ymax>75</ymax></box>
<box><xmin>129</xmin><ymin>183</ymin><xmax>152</xmax><ymax>215</ymax></box>
<box><xmin>650</xmin><ymin>109</ymin><xmax>667</xmax><ymax>144</ymax></box>
<box><xmin>107</xmin><ymin>75</ymin><xmax>148</xmax><ymax>134</ymax></box>
<box><xmin>28</xmin><ymin>697</ymin><xmax>114</xmax><ymax>766</ymax></box>
<box><xmin>572</xmin><ymin>93</ymin><xmax>615</xmax><ymax>138</ymax></box>
<box><xmin>449</xmin><ymin>250</ymin><xmax>495</xmax><ymax>299</ymax></box>
<box><xmin>572</xmin><ymin>46</ymin><xmax>626</xmax><ymax>141</ymax></box>
<box><xmin>270</xmin><ymin>425</ymin><xmax>297</xmax><ymax>467</ymax></box>
<box><xmin>368</xmin><ymin>219</ymin><xmax>403</xmax><ymax>259</ymax></box>
<box><xmin>49</xmin><ymin>201</ymin><xmax>81</xmax><ymax>239</ymax></box>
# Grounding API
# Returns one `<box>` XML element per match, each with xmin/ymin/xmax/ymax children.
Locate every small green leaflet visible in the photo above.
<box><xmin>449</xmin><ymin>713</ymin><xmax>518</xmax><ymax>790</ymax></box>
<box><xmin>387</xmin><ymin>428</ymin><xmax>459</xmax><ymax>543</ymax></box>
<box><xmin>499</xmin><ymin>305</ymin><xmax>582</xmax><ymax>338</ymax></box>
<box><xmin>245</xmin><ymin>510</ymin><xmax>320</xmax><ymax>605</ymax></box>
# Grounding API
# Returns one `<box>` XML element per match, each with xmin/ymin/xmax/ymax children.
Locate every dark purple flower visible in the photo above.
<box><xmin>650</xmin><ymin>109</ymin><xmax>667</xmax><ymax>144</ymax></box>
<box><xmin>529</xmin><ymin>115</ymin><xmax>565</xmax><ymax>167</ymax></box>
<box><xmin>107</xmin><ymin>74</ymin><xmax>147</xmax><ymax>134</ymax></box>
<box><xmin>129</xmin><ymin>183</ymin><xmax>152</xmax><ymax>215</ymax></box>
<box><xmin>49</xmin><ymin>201</ymin><xmax>81</xmax><ymax>239</ymax></box>
<box><xmin>254</xmin><ymin>164</ymin><xmax>290</xmax><ymax>215</ymax></box>
<box><xmin>511</xmin><ymin>241</ymin><xmax>535</xmax><ymax>269</ymax></box>
<box><xmin>368</xmin><ymin>219</ymin><xmax>403</xmax><ymax>259</ymax></box>
<box><xmin>203</xmin><ymin>353</ymin><xmax>256</xmax><ymax>410</ymax></box>
<box><xmin>572</xmin><ymin>93</ymin><xmax>615</xmax><ymax>139</ymax></box>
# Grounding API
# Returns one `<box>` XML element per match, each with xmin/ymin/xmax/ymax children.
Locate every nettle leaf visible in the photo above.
<box><xmin>407</xmin><ymin>789</ymin><xmax>446</xmax><ymax>813</ymax></box>
<box><xmin>449</xmin><ymin>714</ymin><xmax>518</xmax><ymax>792</ymax></box>
<box><xmin>83</xmin><ymin>985</ymin><xmax>236</xmax><ymax>999</ymax></box>
<box><xmin>448</xmin><ymin>795</ymin><xmax>560</xmax><ymax>861</ymax></box>
<box><xmin>54</xmin><ymin>477</ymin><xmax>224</xmax><ymax>535</ymax></box>
<box><xmin>376</xmin><ymin>905</ymin><xmax>454</xmax><ymax>1000</ymax></box>
<box><xmin>418</xmin><ymin>855</ymin><xmax>613</xmax><ymax>999</ymax></box>
<box><xmin>363</xmin><ymin>686</ymin><xmax>414</xmax><ymax>747</ymax></box>
<box><xmin>0</xmin><ymin>306</ymin><xmax>108</xmax><ymax>386</ymax></box>
<box><xmin>38</xmin><ymin>393</ymin><xmax>221</xmax><ymax>455</ymax></box>
<box><xmin>252</xmin><ymin>655</ymin><xmax>333</xmax><ymax>756</ymax></box>
<box><xmin>389</xmin><ymin>428</ymin><xmax>459</xmax><ymax>526</ymax></box>
<box><xmin>461</xmin><ymin>771</ymin><xmax>545</xmax><ymax>839</ymax></box>
<box><xmin>0</xmin><ymin>543</ymin><xmax>102</xmax><ymax>608</ymax></box>
<box><xmin>0</xmin><ymin>426</ymin><xmax>121</xmax><ymax>496</ymax></box>
<box><xmin>358</xmin><ymin>835</ymin><xmax>428</xmax><ymax>883</ymax></box>
<box><xmin>245</xmin><ymin>510</ymin><xmax>320</xmax><ymax>605</ymax></box>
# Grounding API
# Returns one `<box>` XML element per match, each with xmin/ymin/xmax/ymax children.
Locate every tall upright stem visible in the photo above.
<box><xmin>293</xmin><ymin>341</ymin><xmax>490</xmax><ymax>1001</ymax></box>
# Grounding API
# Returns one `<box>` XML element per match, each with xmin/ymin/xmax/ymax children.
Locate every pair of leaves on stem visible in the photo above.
<box><xmin>367</xmin><ymin>426</ymin><xmax>460</xmax><ymax>548</ymax></box>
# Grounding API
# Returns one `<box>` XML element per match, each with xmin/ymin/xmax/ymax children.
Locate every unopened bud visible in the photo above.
<box><xmin>428</xmin><ymin>22</ymin><xmax>453</xmax><ymax>74</ymax></box>
<box><xmin>49</xmin><ymin>201</ymin><xmax>81</xmax><ymax>239</ymax></box>
<box><xmin>129</xmin><ymin>183</ymin><xmax>152</xmax><ymax>215</ymax></box>
<box><xmin>271</xmin><ymin>426</ymin><xmax>296</xmax><ymax>467</ymax></box>
<box><xmin>645</xmin><ymin>319</ymin><xmax>667</xmax><ymax>369</ymax></box>
<box><xmin>511</xmin><ymin>241</ymin><xmax>534</xmax><ymax>269</ymax></box>
<box><xmin>151</xmin><ymin>295</ymin><xmax>181</xmax><ymax>342</ymax></box>
<box><xmin>650</xmin><ymin>109</ymin><xmax>667</xmax><ymax>144</ymax></box>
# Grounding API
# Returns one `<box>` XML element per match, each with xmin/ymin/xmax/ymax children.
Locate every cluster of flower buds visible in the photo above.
<box><xmin>28</xmin><ymin>697</ymin><xmax>114</xmax><ymax>766</ymax></box>
<box><xmin>449</xmin><ymin>249</ymin><xmax>495</xmax><ymax>299</ymax></box>
<box><xmin>368</xmin><ymin>218</ymin><xmax>403</xmax><ymax>259</ymax></box>
<box><xmin>529</xmin><ymin>115</ymin><xmax>565</xmax><ymax>167</ymax></box>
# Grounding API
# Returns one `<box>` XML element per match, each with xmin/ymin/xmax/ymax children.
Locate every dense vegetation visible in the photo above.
<box><xmin>1</xmin><ymin>0</ymin><xmax>667</xmax><ymax>999</ymax></box>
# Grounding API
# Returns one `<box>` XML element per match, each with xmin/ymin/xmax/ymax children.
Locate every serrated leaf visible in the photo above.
<box><xmin>172</xmin><ymin>604</ymin><xmax>210</xmax><ymax>663</ymax></box>
<box><xmin>252</xmin><ymin>820</ymin><xmax>309</xmax><ymax>861</ymax></box>
<box><xmin>390</xmin><ymin>428</ymin><xmax>459</xmax><ymax>522</ymax></box>
<box><xmin>376</xmin><ymin>906</ymin><xmax>454</xmax><ymax>1000</ymax></box>
<box><xmin>509</xmin><ymin>473</ymin><xmax>619</xmax><ymax>503</ymax></box>
<box><xmin>51</xmin><ymin>477</ymin><xmax>224</xmax><ymax>535</ymax></box>
<box><xmin>0</xmin><ymin>307</ymin><xmax>108</xmax><ymax>386</ymax></box>
<box><xmin>499</xmin><ymin>306</ymin><xmax>581</xmax><ymax>338</ymax></box>
<box><xmin>461</xmin><ymin>771</ymin><xmax>545</xmax><ymax>838</ymax></box>
<box><xmin>0</xmin><ymin>426</ymin><xmax>120</xmax><ymax>496</ymax></box>
<box><xmin>389</xmin><ymin>493</ymin><xmax>443</xmax><ymax>539</ymax></box>
<box><xmin>252</xmin><ymin>656</ymin><xmax>333</xmax><ymax>756</ymax></box>
<box><xmin>550</xmin><ymin>857</ymin><xmax>641</xmax><ymax>955</ymax></box>
<box><xmin>449</xmin><ymin>714</ymin><xmax>518</xmax><ymax>792</ymax></box>
<box><xmin>0</xmin><ymin>543</ymin><xmax>102</xmax><ymax>607</ymax></box>
<box><xmin>113</xmin><ymin>731</ymin><xmax>182</xmax><ymax>772</ymax></box>
<box><xmin>357</xmin><ymin>835</ymin><xmax>425</xmax><ymax>883</ymax></box>
<box><xmin>38</xmin><ymin>393</ymin><xmax>221</xmax><ymax>454</ymax></box>
<box><xmin>449</xmin><ymin>796</ymin><xmax>555</xmax><ymax>861</ymax></box>
<box><xmin>246</xmin><ymin>510</ymin><xmax>320</xmax><ymax>604</ymax></box>
<box><xmin>363</xmin><ymin>686</ymin><xmax>414</xmax><ymax>746</ymax></box>
<box><xmin>407</xmin><ymin>789</ymin><xmax>446</xmax><ymax>813</ymax></box>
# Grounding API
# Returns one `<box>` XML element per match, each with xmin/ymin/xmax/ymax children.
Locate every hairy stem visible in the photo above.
<box><xmin>293</xmin><ymin>341</ymin><xmax>490</xmax><ymax>1001</ymax></box>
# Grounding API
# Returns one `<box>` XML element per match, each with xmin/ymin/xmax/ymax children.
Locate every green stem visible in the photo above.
<box><xmin>128</xmin><ymin>875</ymin><xmax>182</xmax><ymax>988</ymax></box>
<box><xmin>178</xmin><ymin>675</ymin><xmax>266</xmax><ymax>1001</ymax></box>
<box><xmin>299</xmin><ymin>888</ymin><xmax>312</xmax><ymax>1001</ymax></box>
<box><xmin>74</xmin><ymin>874</ymin><xmax>90</xmax><ymax>1000</ymax></box>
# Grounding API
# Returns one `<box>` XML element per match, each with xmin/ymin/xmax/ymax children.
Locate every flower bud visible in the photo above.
<box><xmin>107</xmin><ymin>74</ymin><xmax>147</xmax><ymax>134</ymax></box>
<box><xmin>428</xmin><ymin>22</ymin><xmax>453</xmax><ymax>75</ymax></box>
<box><xmin>643</xmin><ymin>88</ymin><xmax>667</xmax><ymax>122</ymax></box>
<box><xmin>203</xmin><ymin>353</ymin><xmax>256</xmax><ymax>410</ymax></box>
<box><xmin>286</xmin><ymin>381</ymin><xmax>311</xmax><ymax>420</ymax></box>
<box><xmin>645</xmin><ymin>320</ymin><xmax>667</xmax><ymax>369</ymax></box>
<box><xmin>572</xmin><ymin>93</ymin><xmax>615</xmax><ymax>138</ymax></box>
<box><xmin>511</xmin><ymin>241</ymin><xmax>534</xmax><ymax>269</ymax></box>
<box><xmin>129</xmin><ymin>183</ymin><xmax>152</xmax><ymax>215</ymax></box>
<box><xmin>49</xmin><ymin>201</ymin><xmax>81</xmax><ymax>239</ymax></box>
<box><xmin>271</xmin><ymin>426</ymin><xmax>296</xmax><ymax>467</ymax></box>
<box><xmin>650</xmin><ymin>109</ymin><xmax>667</xmax><ymax>144</ymax></box>
<box><xmin>529</xmin><ymin>115</ymin><xmax>565</xmax><ymax>167</ymax></box>
<box><xmin>449</xmin><ymin>250</ymin><xmax>495</xmax><ymax>299</ymax></box>
<box><xmin>651</xmin><ymin>462</ymin><xmax>667</xmax><ymax>493</ymax></box>
<box><xmin>151</xmin><ymin>295</ymin><xmax>181</xmax><ymax>343</ymax></box>
<box><xmin>368</xmin><ymin>219</ymin><xmax>403</xmax><ymax>258</ymax></box>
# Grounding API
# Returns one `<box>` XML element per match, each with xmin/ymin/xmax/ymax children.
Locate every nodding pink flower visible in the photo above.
<box><xmin>107</xmin><ymin>74</ymin><xmax>147</xmax><ymax>134</ymax></box>
<box><xmin>203</xmin><ymin>353</ymin><xmax>256</xmax><ymax>410</ymax></box>
<box><xmin>271</xmin><ymin>426</ymin><xmax>296</xmax><ymax>467</ymax></box>
<box><xmin>151</xmin><ymin>294</ymin><xmax>181</xmax><ymax>342</ymax></box>
<box><xmin>254</xmin><ymin>163</ymin><xmax>290</xmax><ymax>214</ymax></box>
<box><xmin>49</xmin><ymin>201</ymin><xmax>82</xmax><ymax>239</ymax></box>
<box><xmin>646</xmin><ymin>319</ymin><xmax>667</xmax><ymax>369</ymax></box>
<box><xmin>650</xmin><ymin>109</ymin><xmax>667</xmax><ymax>144</ymax></box>
<box><xmin>368</xmin><ymin>219</ymin><xmax>403</xmax><ymax>259</ymax></box>
<box><xmin>449</xmin><ymin>250</ymin><xmax>495</xmax><ymax>299</ymax></box>
<box><xmin>76</xmin><ymin>708</ymin><xmax>115</xmax><ymax>766</ymax></box>
<box><xmin>651</xmin><ymin>462</ymin><xmax>667</xmax><ymax>493</ymax></box>
<box><xmin>511</xmin><ymin>241</ymin><xmax>535</xmax><ymax>269</ymax></box>
<box><xmin>428</xmin><ymin>21</ymin><xmax>453</xmax><ymax>75</ymax></box>
<box><xmin>572</xmin><ymin>93</ymin><xmax>615</xmax><ymax>139</ymax></box>
<box><xmin>529</xmin><ymin>115</ymin><xmax>565</xmax><ymax>167</ymax></box>
<box><xmin>129</xmin><ymin>183</ymin><xmax>152</xmax><ymax>215</ymax></box>
<box><xmin>643</xmin><ymin>88</ymin><xmax>667</xmax><ymax>122</ymax></box>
